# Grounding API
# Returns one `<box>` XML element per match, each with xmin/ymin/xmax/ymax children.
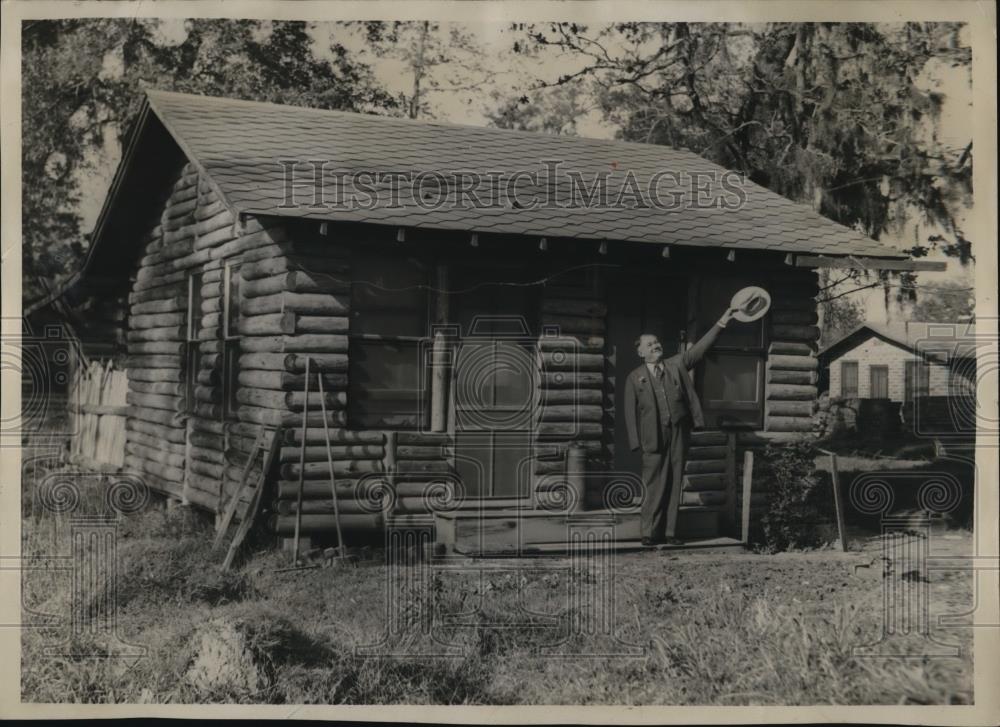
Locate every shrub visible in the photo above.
<box><xmin>755</xmin><ymin>440</ymin><xmax>827</xmax><ymax>551</ymax></box>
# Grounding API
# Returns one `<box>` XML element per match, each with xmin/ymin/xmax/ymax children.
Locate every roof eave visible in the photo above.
<box><xmin>83</xmin><ymin>98</ymin><xmax>153</xmax><ymax>277</ymax></box>
<box><xmin>791</xmin><ymin>253</ymin><xmax>944</xmax><ymax>272</ymax></box>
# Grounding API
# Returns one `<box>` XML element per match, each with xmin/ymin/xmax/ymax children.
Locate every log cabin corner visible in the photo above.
<box><xmin>64</xmin><ymin>89</ymin><xmax>945</xmax><ymax>556</ymax></box>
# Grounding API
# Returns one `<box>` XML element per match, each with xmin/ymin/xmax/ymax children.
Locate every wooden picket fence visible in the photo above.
<box><xmin>69</xmin><ymin>359</ymin><xmax>128</xmax><ymax>470</ymax></box>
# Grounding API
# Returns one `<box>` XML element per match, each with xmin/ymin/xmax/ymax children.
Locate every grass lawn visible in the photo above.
<box><xmin>20</xmin><ymin>469</ymin><xmax>975</xmax><ymax>705</ymax></box>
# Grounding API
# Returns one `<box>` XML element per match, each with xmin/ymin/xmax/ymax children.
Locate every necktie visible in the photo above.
<box><xmin>654</xmin><ymin>363</ymin><xmax>663</xmax><ymax>378</ymax></box>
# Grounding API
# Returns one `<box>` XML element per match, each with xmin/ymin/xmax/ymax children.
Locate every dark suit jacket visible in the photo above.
<box><xmin>624</xmin><ymin>324</ymin><xmax>723</xmax><ymax>452</ymax></box>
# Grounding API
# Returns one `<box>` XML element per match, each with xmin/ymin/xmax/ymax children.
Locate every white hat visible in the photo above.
<box><xmin>730</xmin><ymin>286</ymin><xmax>771</xmax><ymax>322</ymax></box>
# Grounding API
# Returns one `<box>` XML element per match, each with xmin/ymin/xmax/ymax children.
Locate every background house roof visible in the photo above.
<box><xmin>819</xmin><ymin>321</ymin><xmax>979</xmax><ymax>363</ymax></box>
<box><xmin>101</xmin><ymin>89</ymin><xmax>906</xmax><ymax>260</ymax></box>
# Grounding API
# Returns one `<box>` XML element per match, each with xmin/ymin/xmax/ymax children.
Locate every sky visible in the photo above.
<box><xmin>76</xmin><ymin>20</ymin><xmax>974</xmax><ymax>324</ymax></box>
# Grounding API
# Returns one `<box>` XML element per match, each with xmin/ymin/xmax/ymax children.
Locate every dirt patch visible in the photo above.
<box><xmin>186</xmin><ymin>618</ymin><xmax>270</xmax><ymax>698</ymax></box>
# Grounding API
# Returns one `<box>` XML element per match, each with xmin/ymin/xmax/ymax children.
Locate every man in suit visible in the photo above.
<box><xmin>624</xmin><ymin>306</ymin><xmax>741</xmax><ymax>545</ymax></box>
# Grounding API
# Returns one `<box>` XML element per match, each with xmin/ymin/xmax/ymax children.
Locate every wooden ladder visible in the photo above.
<box><xmin>213</xmin><ymin>425</ymin><xmax>280</xmax><ymax>570</ymax></box>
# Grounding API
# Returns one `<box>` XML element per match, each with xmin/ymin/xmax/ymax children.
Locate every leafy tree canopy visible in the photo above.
<box><xmin>907</xmin><ymin>279</ymin><xmax>975</xmax><ymax>322</ymax></box>
<box><xmin>507</xmin><ymin>22</ymin><xmax>973</xmax><ymax>267</ymax></box>
<box><xmin>22</xmin><ymin>18</ymin><xmax>397</xmax><ymax>304</ymax></box>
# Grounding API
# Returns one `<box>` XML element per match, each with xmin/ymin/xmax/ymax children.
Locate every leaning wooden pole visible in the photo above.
<box><xmin>828</xmin><ymin>451</ymin><xmax>848</xmax><ymax>552</ymax></box>
<box><xmin>431</xmin><ymin>263</ymin><xmax>450</xmax><ymax>433</ymax></box>
<box><xmin>740</xmin><ymin>450</ymin><xmax>754</xmax><ymax>544</ymax></box>
<box><xmin>292</xmin><ymin>356</ymin><xmax>311</xmax><ymax>563</ymax></box>
<box><xmin>317</xmin><ymin>369</ymin><xmax>346</xmax><ymax>553</ymax></box>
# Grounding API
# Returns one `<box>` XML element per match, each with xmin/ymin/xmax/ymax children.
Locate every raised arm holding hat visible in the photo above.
<box><xmin>624</xmin><ymin>287</ymin><xmax>768</xmax><ymax>546</ymax></box>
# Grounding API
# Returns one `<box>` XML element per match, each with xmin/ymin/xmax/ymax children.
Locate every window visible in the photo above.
<box><xmin>904</xmin><ymin>359</ymin><xmax>930</xmax><ymax>402</ymax></box>
<box><xmin>348</xmin><ymin>254</ymin><xmax>429</xmax><ymax>429</ymax></box>
<box><xmin>841</xmin><ymin>361</ymin><xmax>859</xmax><ymax>398</ymax></box>
<box><xmin>694</xmin><ymin>277</ymin><xmax>766</xmax><ymax>428</ymax></box>
<box><xmin>869</xmin><ymin>365</ymin><xmax>889</xmax><ymax>400</ymax></box>
<box><xmin>222</xmin><ymin>260</ymin><xmax>241</xmax><ymax>419</ymax></box>
<box><xmin>184</xmin><ymin>271</ymin><xmax>203</xmax><ymax>413</ymax></box>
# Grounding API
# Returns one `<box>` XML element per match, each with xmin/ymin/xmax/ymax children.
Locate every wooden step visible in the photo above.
<box><xmin>525</xmin><ymin>536</ymin><xmax>744</xmax><ymax>556</ymax></box>
<box><xmin>436</xmin><ymin>506</ymin><xmax>722</xmax><ymax>555</ymax></box>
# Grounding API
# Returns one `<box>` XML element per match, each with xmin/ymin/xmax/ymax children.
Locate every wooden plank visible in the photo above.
<box><xmin>740</xmin><ymin>450</ymin><xmax>754</xmax><ymax>544</ymax></box>
<box><xmin>828</xmin><ymin>451</ymin><xmax>848</xmax><ymax>553</ymax></box>
<box><xmin>766</xmin><ymin>383</ymin><xmax>817</xmax><ymax>401</ymax></box>
<box><xmin>768</xmin><ymin>354</ymin><xmax>818</xmax><ymax>371</ymax></box>
<box><xmin>213</xmin><ymin>426</ymin><xmax>279</xmax><ymax>569</ymax></box>
<box><xmin>723</xmin><ymin>431</ymin><xmax>737</xmax><ymax>536</ymax></box>
<box><xmin>524</xmin><ymin>538</ymin><xmax>744</xmax><ymax>556</ymax></box>
<box><xmin>765</xmin><ymin>415</ymin><xmax>815</xmax><ymax>432</ymax></box>
<box><xmin>684</xmin><ymin>459</ymin><xmax>727</xmax><ymax>474</ymax></box>
<box><xmin>431</xmin><ymin>330</ymin><xmax>449</xmax><ymax>433</ymax></box>
<box><xmin>688</xmin><ymin>445</ymin><xmax>728</xmax><ymax>460</ymax></box>
<box><xmin>793</xmin><ymin>254</ymin><xmax>947</xmax><ymax>272</ymax></box>
<box><xmin>689</xmin><ymin>430</ymin><xmax>727</xmax><ymax>447</ymax></box>
<box><xmin>70</xmin><ymin>403</ymin><xmax>129</xmax><ymax>417</ymax></box>
<box><xmin>766</xmin><ymin>400</ymin><xmax>814</xmax><ymax>417</ymax></box>
<box><xmin>770</xmin><ymin>324</ymin><xmax>820</xmax><ymax>342</ymax></box>
<box><xmin>683</xmin><ymin>473</ymin><xmax>728</xmax><ymax>492</ymax></box>
<box><xmin>680</xmin><ymin>491</ymin><xmax>726</xmax><ymax>506</ymax></box>
<box><xmin>269</xmin><ymin>513</ymin><xmax>382</xmax><ymax>535</ymax></box>
<box><xmin>767</xmin><ymin>369</ymin><xmax>817</xmax><ymax>386</ymax></box>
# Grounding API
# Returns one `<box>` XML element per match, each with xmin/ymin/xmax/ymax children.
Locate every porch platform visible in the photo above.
<box><xmin>432</xmin><ymin>507</ymin><xmax>745</xmax><ymax>557</ymax></box>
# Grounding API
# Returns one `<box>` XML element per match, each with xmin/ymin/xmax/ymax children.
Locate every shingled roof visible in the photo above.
<box><xmin>819</xmin><ymin>321</ymin><xmax>980</xmax><ymax>362</ymax></box>
<box><xmin>92</xmin><ymin>89</ymin><xmax>908</xmax><ymax>267</ymax></box>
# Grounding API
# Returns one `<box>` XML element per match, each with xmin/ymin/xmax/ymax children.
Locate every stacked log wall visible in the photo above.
<box><xmin>532</xmin><ymin>267</ymin><xmax>609</xmax><ymax>502</ymax></box>
<box><xmin>764</xmin><ymin>268</ymin><xmax>821</xmax><ymax>434</ymax></box>
<box><xmin>125</xmin><ymin>164</ymin><xmax>208</xmax><ymax>500</ymax></box>
<box><xmin>124</xmin><ymin>161</ymin><xmax>303</xmax><ymax>512</ymax></box>
<box><xmin>240</xmin><ymin>230</ymin><xmax>457</xmax><ymax>532</ymax></box>
<box><xmin>236</xmin><ymin>231</ymin><xmax>379</xmax><ymax>534</ymax></box>
<box><xmin>390</xmin><ymin>432</ymin><xmax>455</xmax><ymax>516</ymax></box>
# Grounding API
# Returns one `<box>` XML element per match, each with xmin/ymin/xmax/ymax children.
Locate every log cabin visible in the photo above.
<box><xmin>65</xmin><ymin>89</ymin><xmax>944</xmax><ymax>555</ymax></box>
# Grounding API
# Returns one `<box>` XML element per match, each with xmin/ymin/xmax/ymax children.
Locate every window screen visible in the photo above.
<box><xmin>348</xmin><ymin>254</ymin><xmax>429</xmax><ymax>429</ymax></box>
<box><xmin>870</xmin><ymin>365</ymin><xmax>889</xmax><ymax>400</ymax></box>
<box><xmin>904</xmin><ymin>359</ymin><xmax>930</xmax><ymax>401</ymax></box>
<box><xmin>222</xmin><ymin>261</ymin><xmax>241</xmax><ymax>420</ymax></box>
<box><xmin>841</xmin><ymin>361</ymin><xmax>859</xmax><ymax>398</ymax></box>
<box><xmin>184</xmin><ymin>271</ymin><xmax>203</xmax><ymax>414</ymax></box>
<box><xmin>694</xmin><ymin>276</ymin><xmax>766</xmax><ymax>428</ymax></box>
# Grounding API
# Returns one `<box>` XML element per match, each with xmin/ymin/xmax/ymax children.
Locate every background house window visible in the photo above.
<box><xmin>348</xmin><ymin>254</ymin><xmax>429</xmax><ymax>429</ymax></box>
<box><xmin>222</xmin><ymin>260</ymin><xmax>241</xmax><ymax>419</ymax></box>
<box><xmin>841</xmin><ymin>361</ymin><xmax>859</xmax><ymax>398</ymax></box>
<box><xmin>185</xmin><ymin>271</ymin><xmax>203</xmax><ymax>413</ymax></box>
<box><xmin>869</xmin><ymin>365</ymin><xmax>889</xmax><ymax>400</ymax></box>
<box><xmin>694</xmin><ymin>277</ymin><xmax>766</xmax><ymax>428</ymax></box>
<box><xmin>904</xmin><ymin>359</ymin><xmax>930</xmax><ymax>402</ymax></box>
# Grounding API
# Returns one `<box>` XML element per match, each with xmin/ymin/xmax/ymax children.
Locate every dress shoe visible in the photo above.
<box><xmin>662</xmin><ymin>537</ymin><xmax>684</xmax><ymax>546</ymax></box>
<box><xmin>640</xmin><ymin>537</ymin><xmax>656</xmax><ymax>547</ymax></box>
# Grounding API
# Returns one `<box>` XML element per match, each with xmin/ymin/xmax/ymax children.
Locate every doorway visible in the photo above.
<box><xmin>451</xmin><ymin>267</ymin><xmax>539</xmax><ymax>499</ymax></box>
<box><xmin>606</xmin><ymin>271</ymin><xmax>688</xmax><ymax>478</ymax></box>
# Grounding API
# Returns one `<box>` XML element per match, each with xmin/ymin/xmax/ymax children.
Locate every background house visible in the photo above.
<box><xmin>818</xmin><ymin>321</ymin><xmax>977</xmax><ymax>441</ymax></box>
<box><xmin>819</xmin><ymin>321</ymin><xmax>977</xmax><ymax>402</ymax></box>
